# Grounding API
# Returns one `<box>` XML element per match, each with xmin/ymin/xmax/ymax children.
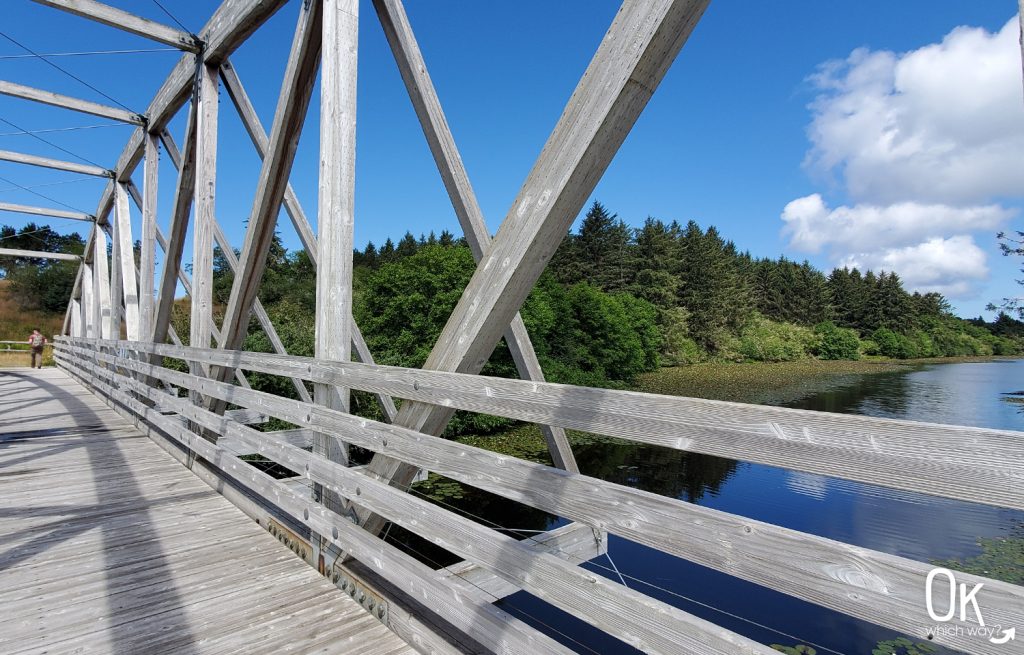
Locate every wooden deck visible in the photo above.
<box><xmin>0</xmin><ymin>367</ymin><xmax>414</xmax><ymax>655</ymax></box>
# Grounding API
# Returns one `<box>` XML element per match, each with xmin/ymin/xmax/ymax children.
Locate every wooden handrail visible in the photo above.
<box><xmin>54</xmin><ymin>338</ymin><xmax>1024</xmax><ymax>655</ymax></box>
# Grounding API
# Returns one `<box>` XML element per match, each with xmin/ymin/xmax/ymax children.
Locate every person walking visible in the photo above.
<box><xmin>27</xmin><ymin>329</ymin><xmax>47</xmax><ymax>369</ymax></box>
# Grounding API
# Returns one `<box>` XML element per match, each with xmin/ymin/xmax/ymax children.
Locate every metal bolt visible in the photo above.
<box><xmin>377</xmin><ymin>607</ymin><xmax>385</xmax><ymax>619</ymax></box>
<box><xmin>367</xmin><ymin>600</ymin><xmax>375</xmax><ymax>611</ymax></box>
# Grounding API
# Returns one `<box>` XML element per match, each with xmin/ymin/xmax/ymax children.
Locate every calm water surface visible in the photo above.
<box><xmin>492</xmin><ymin>359</ymin><xmax>1024</xmax><ymax>655</ymax></box>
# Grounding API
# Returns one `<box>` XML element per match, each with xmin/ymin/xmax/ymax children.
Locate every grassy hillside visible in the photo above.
<box><xmin>0</xmin><ymin>280</ymin><xmax>64</xmax><ymax>340</ymax></box>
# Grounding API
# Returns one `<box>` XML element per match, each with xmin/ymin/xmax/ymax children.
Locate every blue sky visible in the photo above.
<box><xmin>0</xmin><ymin>0</ymin><xmax>1021</xmax><ymax>318</ymax></box>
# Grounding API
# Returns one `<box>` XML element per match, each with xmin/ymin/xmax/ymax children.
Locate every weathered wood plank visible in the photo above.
<box><xmin>92</xmin><ymin>229</ymin><xmax>112</xmax><ymax>339</ymax></box>
<box><xmin>314</xmin><ymin>0</ymin><xmax>359</xmax><ymax>500</ymax></box>
<box><xmin>191</xmin><ymin>64</ymin><xmax>220</xmax><ymax>358</ymax></box>
<box><xmin>0</xmin><ymin>148</ymin><xmax>111</xmax><ymax>178</ymax></box>
<box><xmin>0</xmin><ymin>79</ymin><xmax>143</xmax><ymax>125</ymax></box>
<box><xmin>95</xmin><ymin>338</ymin><xmax>1024</xmax><ymax>511</ymax></box>
<box><xmin>139</xmin><ymin>133</ymin><xmax>159</xmax><ymax>344</ymax></box>
<box><xmin>0</xmin><ymin>248</ymin><xmax>80</xmax><ymax>262</ymax></box>
<box><xmin>0</xmin><ymin>202</ymin><xmax>93</xmax><ymax>222</ymax></box>
<box><xmin>29</xmin><ymin>0</ymin><xmax>199</xmax><ymax>51</ymax></box>
<box><xmin>113</xmin><ymin>184</ymin><xmax>140</xmax><ymax>340</ymax></box>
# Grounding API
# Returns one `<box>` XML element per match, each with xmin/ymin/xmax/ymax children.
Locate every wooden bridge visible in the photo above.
<box><xmin>1</xmin><ymin>1</ymin><xmax>1023</xmax><ymax>653</ymax></box>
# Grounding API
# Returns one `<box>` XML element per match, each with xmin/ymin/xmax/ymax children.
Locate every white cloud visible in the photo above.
<box><xmin>783</xmin><ymin>16</ymin><xmax>1023</xmax><ymax>300</ymax></box>
<box><xmin>840</xmin><ymin>235</ymin><xmax>988</xmax><ymax>299</ymax></box>
<box><xmin>781</xmin><ymin>193</ymin><xmax>1010</xmax><ymax>253</ymax></box>
<box><xmin>805</xmin><ymin>17</ymin><xmax>1024</xmax><ymax>205</ymax></box>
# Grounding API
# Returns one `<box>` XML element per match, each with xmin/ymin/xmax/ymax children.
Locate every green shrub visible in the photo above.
<box><xmin>659</xmin><ymin>307</ymin><xmax>705</xmax><ymax>365</ymax></box>
<box><xmin>812</xmin><ymin>321</ymin><xmax>860</xmax><ymax>360</ymax></box>
<box><xmin>872</xmin><ymin>328</ymin><xmax>918</xmax><ymax>359</ymax></box>
<box><xmin>736</xmin><ymin>315</ymin><xmax>814</xmax><ymax>362</ymax></box>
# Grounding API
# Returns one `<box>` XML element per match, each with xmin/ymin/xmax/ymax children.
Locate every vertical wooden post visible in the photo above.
<box><xmin>70</xmin><ymin>298</ymin><xmax>82</xmax><ymax>337</ymax></box>
<box><xmin>191</xmin><ymin>64</ymin><xmax>219</xmax><ymax>355</ymax></box>
<box><xmin>109</xmin><ymin>223</ymin><xmax>123</xmax><ymax>339</ymax></box>
<box><xmin>93</xmin><ymin>226</ymin><xmax>112</xmax><ymax>340</ymax></box>
<box><xmin>82</xmin><ymin>262</ymin><xmax>94</xmax><ymax>338</ymax></box>
<box><xmin>139</xmin><ymin>132</ymin><xmax>159</xmax><ymax>342</ymax></box>
<box><xmin>313</xmin><ymin>0</ymin><xmax>358</xmax><ymax>495</ymax></box>
<box><xmin>114</xmin><ymin>183</ymin><xmax>141</xmax><ymax>340</ymax></box>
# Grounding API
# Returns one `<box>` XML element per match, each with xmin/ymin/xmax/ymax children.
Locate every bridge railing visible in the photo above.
<box><xmin>54</xmin><ymin>336</ymin><xmax>1024</xmax><ymax>655</ymax></box>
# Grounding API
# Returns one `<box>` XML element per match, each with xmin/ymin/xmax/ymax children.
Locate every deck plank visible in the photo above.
<box><xmin>0</xmin><ymin>368</ymin><xmax>414</xmax><ymax>655</ymax></box>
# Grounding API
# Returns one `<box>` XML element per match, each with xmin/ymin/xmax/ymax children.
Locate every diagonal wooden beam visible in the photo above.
<box><xmin>30</xmin><ymin>0</ymin><xmax>200</xmax><ymax>52</ymax></box>
<box><xmin>357</xmin><ymin>0</ymin><xmax>711</xmax><ymax>535</ymax></box>
<box><xmin>220</xmin><ymin>62</ymin><xmax>318</xmax><ymax>259</ymax></box>
<box><xmin>0</xmin><ymin>202</ymin><xmax>93</xmax><ymax>222</ymax></box>
<box><xmin>0</xmin><ymin>80</ymin><xmax>144</xmax><ymax>125</ymax></box>
<box><xmin>0</xmin><ymin>247</ymin><xmax>79</xmax><ymax>261</ymax></box>
<box><xmin>151</xmin><ymin>105</ymin><xmax>198</xmax><ymax>345</ymax></box>
<box><xmin>0</xmin><ymin>148</ymin><xmax>111</xmax><ymax>178</ymax></box>
<box><xmin>214</xmin><ymin>0</ymin><xmax>322</xmax><ymax>384</ymax></box>
<box><xmin>221</xmin><ymin>61</ymin><xmax>396</xmax><ymax>421</ymax></box>
<box><xmin>374</xmin><ymin>0</ymin><xmax>577</xmax><ymax>472</ymax></box>
<box><xmin>157</xmin><ymin>131</ymin><xmax>312</xmax><ymax>404</ymax></box>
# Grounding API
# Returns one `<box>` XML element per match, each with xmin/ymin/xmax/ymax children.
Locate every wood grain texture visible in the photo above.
<box><xmin>110</xmin><ymin>337</ymin><xmax>1024</xmax><ymax>511</ymax></box>
<box><xmin>59</xmin><ymin>337</ymin><xmax>1024</xmax><ymax>655</ymax></box>
<box><xmin>0</xmin><ymin>148</ymin><xmax>111</xmax><ymax>178</ymax></box>
<box><xmin>92</xmin><ymin>229</ymin><xmax>112</xmax><ymax>339</ymax></box>
<box><xmin>0</xmin><ymin>366</ymin><xmax>412</xmax><ymax>655</ymax></box>
<box><xmin>191</xmin><ymin>64</ymin><xmax>220</xmax><ymax>357</ymax></box>
<box><xmin>113</xmin><ymin>183</ymin><xmax>141</xmax><ymax>340</ymax></box>
<box><xmin>30</xmin><ymin>0</ymin><xmax>199</xmax><ymax>51</ymax></box>
<box><xmin>55</xmin><ymin>353</ymin><xmax>574</xmax><ymax>655</ymax></box>
<box><xmin>0</xmin><ymin>201</ymin><xmax>93</xmax><ymax>222</ymax></box>
<box><xmin>139</xmin><ymin>133</ymin><xmax>159</xmax><ymax>345</ymax></box>
<box><xmin>81</xmin><ymin>262</ymin><xmax>94</xmax><ymax>338</ymax></box>
<box><xmin>151</xmin><ymin>107</ymin><xmax>198</xmax><ymax>345</ymax></box>
<box><xmin>0</xmin><ymin>79</ymin><xmax>143</xmax><ymax>125</ymax></box>
<box><xmin>0</xmin><ymin>247</ymin><xmax>80</xmax><ymax>261</ymax></box>
<box><xmin>315</xmin><ymin>0</ymin><xmax>359</xmax><ymax>496</ymax></box>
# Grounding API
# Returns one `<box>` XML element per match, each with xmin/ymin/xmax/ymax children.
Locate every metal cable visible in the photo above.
<box><xmin>0</xmin><ymin>124</ymin><xmax>124</xmax><ymax>137</ymax></box>
<box><xmin>151</xmin><ymin>0</ymin><xmax>191</xmax><ymax>33</ymax></box>
<box><xmin>0</xmin><ymin>31</ymin><xmax>135</xmax><ymax>113</ymax></box>
<box><xmin>0</xmin><ymin>48</ymin><xmax>177</xmax><ymax>60</ymax></box>
<box><xmin>0</xmin><ymin>116</ymin><xmax>105</xmax><ymax>168</ymax></box>
<box><xmin>0</xmin><ymin>173</ymin><xmax>88</xmax><ymax>213</ymax></box>
<box><xmin>0</xmin><ymin>175</ymin><xmax>96</xmax><ymax>193</ymax></box>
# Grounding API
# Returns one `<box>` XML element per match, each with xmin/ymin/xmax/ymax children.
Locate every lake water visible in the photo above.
<box><xmin>483</xmin><ymin>359</ymin><xmax>1024</xmax><ymax>655</ymax></box>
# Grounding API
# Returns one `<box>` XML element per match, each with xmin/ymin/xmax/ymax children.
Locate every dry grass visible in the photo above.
<box><xmin>0</xmin><ymin>280</ymin><xmax>64</xmax><ymax>341</ymax></box>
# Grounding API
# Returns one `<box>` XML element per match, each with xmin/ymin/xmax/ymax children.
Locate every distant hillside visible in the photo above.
<box><xmin>0</xmin><ymin>280</ymin><xmax>64</xmax><ymax>340</ymax></box>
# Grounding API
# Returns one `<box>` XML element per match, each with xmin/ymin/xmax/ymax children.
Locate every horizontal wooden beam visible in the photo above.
<box><xmin>0</xmin><ymin>149</ymin><xmax>112</xmax><ymax>177</ymax></box>
<box><xmin>0</xmin><ymin>201</ymin><xmax>93</xmax><ymax>222</ymax></box>
<box><xmin>0</xmin><ymin>80</ymin><xmax>143</xmax><ymax>125</ymax></box>
<box><xmin>30</xmin><ymin>0</ymin><xmax>200</xmax><ymax>51</ymax></box>
<box><xmin>0</xmin><ymin>247</ymin><xmax>79</xmax><ymax>261</ymax></box>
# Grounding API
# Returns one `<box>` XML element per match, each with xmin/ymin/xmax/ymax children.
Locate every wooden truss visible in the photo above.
<box><xmin>13</xmin><ymin>2</ymin><xmax>1024</xmax><ymax>653</ymax></box>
